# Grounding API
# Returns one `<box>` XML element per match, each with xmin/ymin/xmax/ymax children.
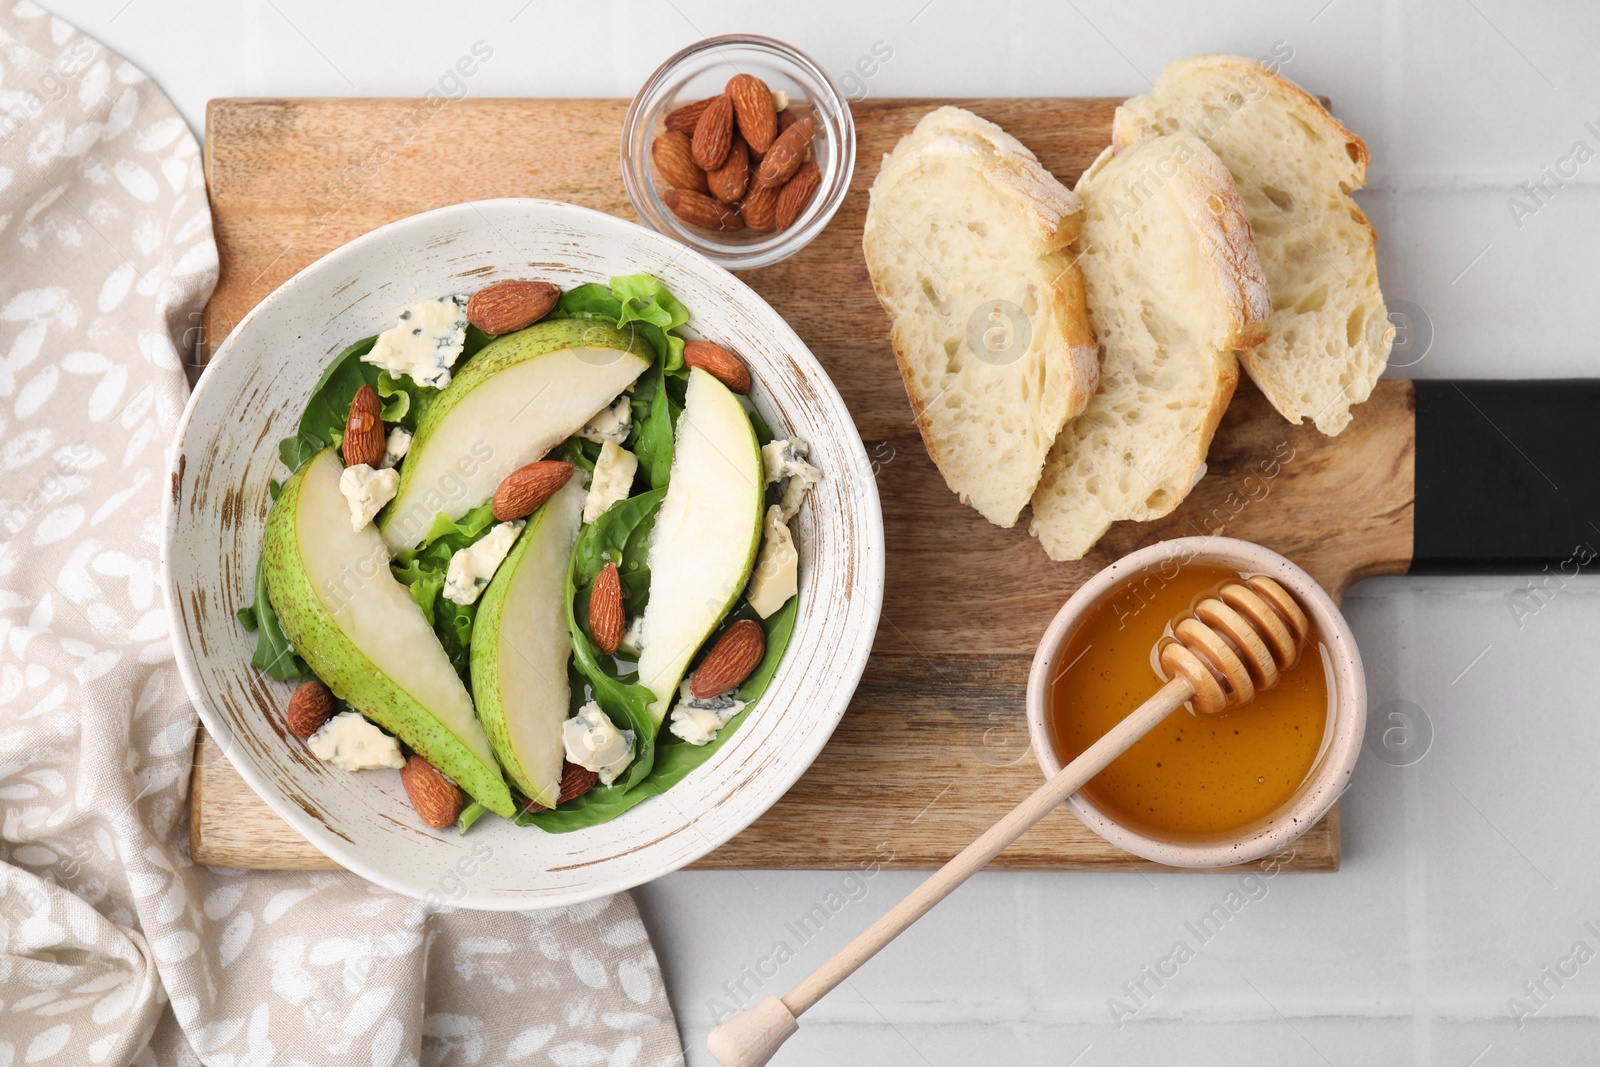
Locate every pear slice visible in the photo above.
<box><xmin>470</xmin><ymin>477</ymin><xmax>586</xmax><ymax>807</ymax></box>
<box><xmin>264</xmin><ymin>447</ymin><xmax>515</xmax><ymax>817</ymax></box>
<box><xmin>636</xmin><ymin>368</ymin><xmax>765</xmax><ymax>724</ymax></box>
<box><xmin>380</xmin><ymin>319</ymin><xmax>653</xmax><ymax>553</ymax></box>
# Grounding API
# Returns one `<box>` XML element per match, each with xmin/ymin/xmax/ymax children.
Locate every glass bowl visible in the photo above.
<box><xmin>622</xmin><ymin>34</ymin><xmax>855</xmax><ymax>270</ymax></box>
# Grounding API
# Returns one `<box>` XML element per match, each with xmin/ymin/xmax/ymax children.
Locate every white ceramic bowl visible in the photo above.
<box><xmin>1025</xmin><ymin>537</ymin><xmax>1365</xmax><ymax>868</ymax></box>
<box><xmin>162</xmin><ymin>199</ymin><xmax>885</xmax><ymax>909</ymax></box>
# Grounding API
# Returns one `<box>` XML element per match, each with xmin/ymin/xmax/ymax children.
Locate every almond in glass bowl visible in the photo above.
<box><xmin>622</xmin><ymin>35</ymin><xmax>854</xmax><ymax>269</ymax></box>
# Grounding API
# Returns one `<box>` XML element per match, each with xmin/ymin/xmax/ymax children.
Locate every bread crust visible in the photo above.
<box><xmin>1112</xmin><ymin>54</ymin><xmax>1369</xmax><ymax>182</ymax></box>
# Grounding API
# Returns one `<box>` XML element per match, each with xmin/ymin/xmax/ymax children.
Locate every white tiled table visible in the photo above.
<box><xmin>65</xmin><ymin>0</ymin><xmax>1600</xmax><ymax>1060</ymax></box>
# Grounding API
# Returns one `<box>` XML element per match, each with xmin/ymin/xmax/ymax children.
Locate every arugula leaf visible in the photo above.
<box><xmin>524</xmin><ymin>594</ymin><xmax>799</xmax><ymax>832</ymax></box>
<box><xmin>242</xmin><ymin>552</ymin><xmax>312</xmax><ymax>681</ymax></box>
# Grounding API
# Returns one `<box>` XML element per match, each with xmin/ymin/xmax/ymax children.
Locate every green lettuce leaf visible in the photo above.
<box><xmin>549</xmin><ymin>275</ymin><xmax>688</xmax><ymax>374</ymax></box>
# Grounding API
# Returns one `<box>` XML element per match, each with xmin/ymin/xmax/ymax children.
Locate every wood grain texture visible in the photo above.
<box><xmin>192</xmin><ymin>97</ymin><xmax>1413</xmax><ymax>874</ymax></box>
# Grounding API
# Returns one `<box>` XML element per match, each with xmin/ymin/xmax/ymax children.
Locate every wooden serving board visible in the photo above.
<box><xmin>192</xmin><ymin>97</ymin><xmax>1413</xmax><ymax>874</ymax></box>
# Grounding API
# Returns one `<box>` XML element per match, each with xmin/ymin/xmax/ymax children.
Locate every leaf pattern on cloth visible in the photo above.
<box><xmin>0</xmin><ymin>4</ymin><xmax>684</xmax><ymax>1064</ymax></box>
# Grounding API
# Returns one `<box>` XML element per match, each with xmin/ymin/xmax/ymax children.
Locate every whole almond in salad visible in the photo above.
<box><xmin>400</xmin><ymin>755</ymin><xmax>465</xmax><ymax>829</ymax></box>
<box><xmin>682</xmin><ymin>340</ymin><xmax>751</xmax><ymax>394</ymax></box>
<box><xmin>492</xmin><ymin>460</ymin><xmax>575</xmax><ymax>521</ymax></box>
<box><xmin>465</xmin><ymin>279</ymin><xmax>559</xmax><ymax>335</ymax></box>
<box><xmin>342</xmin><ymin>385</ymin><xmax>384</xmax><ymax>468</ymax></box>
<box><xmin>690</xmin><ymin>619</ymin><xmax>766</xmax><ymax>698</ymax></box>
<box><xmin>285</xmin><ymin>678</ymin><xmax>333</xmax><ymax>738</ymax></box>
<box><xmin>588</xmin><ymin>561</ymin><xmax>625</xmax><ymax>655</ymax></box>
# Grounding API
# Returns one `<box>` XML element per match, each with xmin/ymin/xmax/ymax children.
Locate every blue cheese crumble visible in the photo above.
<box><xmin>617</xmin><ymin>615</ymin><xmax>646</xmax><ymax>659</ymax></box>
<box><xmin>379</xmin><ymin>426</ymin><xmax>412</xmax><ymax>469</ymax></box>
<box><xmin>307</xmin><ymin>712</ymin><xmax>405</xmax><ymax>771</ymax></box>
<box><xmin>668</xmin><ymin>680</ymin><xmax>748</xmax><ymax>746</ymax></box>
<box><xmin>443</xmin><ymin>520</ymin><xmax>524</xmax><ymax>605</ymax></box>
<box><xmin>761</xmin><ymin>437</ymin><xmax>823</xmax><ymax>519</ymax></box>
<box><xmin>362</xmin><ymin>296</ymin><xmax>469</xmax><ymax>389</ymax></box>
<box><xmin>584</xmin><ymin>442</ymin><xmax>639</xmax><ymax>523</ymax></box>
<box><xmin>338</xmin><ymin>463</ymin><xmax>399</xmax><ymax>531</ymax></box>
<box><xmin>745</xmin><ymin>505</ymin><xmax>798</xmax><ymax>618</ymax></box>
<box><xmin>577</xmin><ymin>397</ymin><xmax>632</xmax><ymax>445</ymax></box>
<box><xmin>562</xmin><ymin>701</ymin><xmax>635</xmax><ymax>785</ymax></box>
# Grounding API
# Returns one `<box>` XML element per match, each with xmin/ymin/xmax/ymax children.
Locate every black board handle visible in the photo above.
<box><xmin>1413</xmin><ymin>379</ymin><xmax>1600</xmax><ymax>573</ymax></box>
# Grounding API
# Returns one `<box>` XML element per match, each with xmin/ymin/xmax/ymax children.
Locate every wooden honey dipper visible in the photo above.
<box><xmin>708</xmin><ymin>576</ymin><xmax>1312</xmax><ymax>1067</ymax></box>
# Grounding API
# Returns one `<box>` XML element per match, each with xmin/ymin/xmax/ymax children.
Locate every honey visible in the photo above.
<box><xmin>1048</xmin><ymin>563</ymin><xmax>1332</xmax><ymax>840</ymax></box>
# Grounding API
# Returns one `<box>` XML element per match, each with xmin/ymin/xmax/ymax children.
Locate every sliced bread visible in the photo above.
<box><xmin>863</xmin><ymin>106</ymin><xmax>1098</xmax><ymax>528</ymax></box>
<box><xmin>1029</xmin><ymin>133</ymin><xmax>1270</xmax><ymax>562</ymax></box>
<box><xmin>1113</xmin><ymin>54</ymin><xmax>1392</xmax><ymax>435</ymax></box>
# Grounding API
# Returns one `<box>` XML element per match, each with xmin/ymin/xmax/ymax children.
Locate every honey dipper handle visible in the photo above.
<box><xmin>707</xmin><ymin>676</ymin><xmax>1195</xmax><ymax>1067</ymax></box>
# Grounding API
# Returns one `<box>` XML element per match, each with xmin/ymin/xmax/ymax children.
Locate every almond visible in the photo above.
<box><xmin>492</xmin><ymin>461</ymin><xmax>574</xmax><ymax>521</ymax></box>
<box><xmin>727</xmin><ymin>73</ymin><xmax>777</xmax><ymax>154</ymax></box>
<box><xmin>775</xmin><ymin>107</ymin><xmax>797</xmax><ymax>133</ymax></box>
<box><xmin>664</xmin><ymin>97</ymin><xmax>714</xmax><ymax>134</ymax></box>
<box><xmin>466</xmin><ymin>279</ymin><xmax>559</xmax><ymax>335</ymax></box>
<box><xmin>589</xmin><ymin>561</ymin><xmax>624</xmax><ymax>655</ymax></box>
<box><xmin>707</xmin><ymin>134</ymin><xmax>750</xmax><ymax>205</ymax></box>
<box><xmin>342</xmin><ymin>385</ymin><xmax>385</xmax><ymax>468</ymax></box>
<box><xmin>663</xmin><ymin>188</ymin><xmax>746</xmax><ymax>232</ymax></box>
<box><xmin>740</xmin><ymin>182</ymin><xmax>780</xmax><ymax>230</ymax></box>
<box><xmin>520</xmin><ymin>762</ymin><xmax>599</xmax><ymax>815</ymax></box>
<box><xmin>559</xmin><ymin>762</ymin><xmax>599</xmax><ymax>803</ymax></box>
<box><xmin>775</xmin><ymin>162</ymin><xmax>822</xmax><ymax>232</ymax></box>
<box><xmin>285</xmin><ymin>679</ymin><xmax>333</xmax><ymax>739</ymax></box>
<box><xmin>682</xmin><ymin>340</ymin><xmax>751</xmax><ymax>393</ymax></box>
<box><xmin>691</xmin><ymin>94</ymin><xmax>734</xmax><ymax>171</ymax></box>
<box><xmin>691</xmin><ymin>619</ymin><xmax>766</xmax><ymax>698</ymax></box>
<box><xmin>754</xmin><ymin>115</ymin><xmax>813</xmax><ymax>189</ymax></box>
<box><xmin>650</xmin><ymin>130</ymin><xmax>708</xmax><ymax>193</ymax></box>
<box><xmin>400</xmin><ymin>755</ymin><xmax>464</xmax><ymax>829</ymax></box>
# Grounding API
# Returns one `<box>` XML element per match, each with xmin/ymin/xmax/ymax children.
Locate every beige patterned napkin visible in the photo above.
<box><xmin>0</xmin><ymin>4</ymin><xmax>683</xmax><ymax>1063</ymax></box>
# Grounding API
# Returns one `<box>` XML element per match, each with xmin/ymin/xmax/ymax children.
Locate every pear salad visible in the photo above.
<box><xmin>234</xmin><ymin>275</ymin><xmax>817</xmax><ymax>833</ymax></box>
